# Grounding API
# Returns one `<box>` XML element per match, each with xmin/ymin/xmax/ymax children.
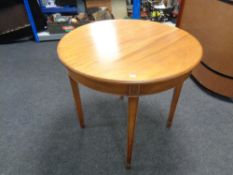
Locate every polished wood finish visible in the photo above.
<box><xmin>69</xmin><ymin>76</ymin><xmax>85</xmax><ymax>128</ymax></box>
<box><xmin>167</xmin><ymin>83</ymin><xmax>183</xmax><ymax>128</ymax></box>
<box><xmin>127</xmin><ymin>97</ymin><xmax>139</xmax><ymax>168</ymax></box>
<box><xmin>58</xmin><ymin>20</ymin><xmax>202</xmax><ymax>84</ymax></box>
<box><xmin>178</xmin><ymin>0</ymin><xmax>233</xmax><ymax>97</ymax></box>
<box><xmin>58</xmin><ymin>20</ymin><xmax>203</xmax><ymax>167</ymax></box>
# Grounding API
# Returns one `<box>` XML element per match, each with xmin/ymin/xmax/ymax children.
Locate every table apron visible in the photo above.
<box><xmin>68</xmin><ymin>70</ymin><xmax>190</xmax><ymax>96</ymax></box>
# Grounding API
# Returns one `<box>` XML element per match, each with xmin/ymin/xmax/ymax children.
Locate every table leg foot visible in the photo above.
<box><xmin>167</xmin><ymin>83</ymin><xmax>183</xmax><ymax>128</ymax></box>
<box><xmin>69</xmin><ymin>76</ymin><xmax>85</xmax><ymax>128</ymax></box>
<box><xmin>126</xmin><ymin>96</ymin><xmax>139</xmax><ymax>167</ymax></box>
<box><xmin>125</xmin><ymin>162</ymin><xmax>131</xmax><ymax>169</ymax></box>
<box><xmin>166</xmin><ymin>121</ymin><xmax>172</xmax><ymax>128</ymax></box>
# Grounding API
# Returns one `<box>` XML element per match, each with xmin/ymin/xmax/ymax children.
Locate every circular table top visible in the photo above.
<box><xmin>58</xmin><ymin>19</ymin><xmax>202</xmax><ymax>84</ymax></box>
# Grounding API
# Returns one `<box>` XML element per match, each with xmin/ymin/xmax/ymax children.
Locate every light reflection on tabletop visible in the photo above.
<box><xmin>90</xmin><ymin>22</ymin><xmax>119</xmax><ymax>62</ymax></box>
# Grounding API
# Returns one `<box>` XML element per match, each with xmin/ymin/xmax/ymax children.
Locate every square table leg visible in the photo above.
<box><xmin>167</xmin><ymin>83</ymin><xmax>183</xmax><ymax>128</ymax></box>
<box><xmin>126</xmin><ymin>96</ymin><xmax>139</xmax><ymax>168</ymax></box>
<box><xmin>69</xmin><ymin>76</ymin><xmax>85</xmax><ymax>128</ymax></box>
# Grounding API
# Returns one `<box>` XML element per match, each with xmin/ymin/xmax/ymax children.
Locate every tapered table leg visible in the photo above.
<box><xmin>126</xmin><ymin>96</ymin><xmax>139</xmax><ymax>168</ymax></box>
<box><xmin>69</xmin><ymin>76</ymin><xmax>85</xmax><ymax>128</ymax></box>
<box><xmin>167</xmin><ymin>83</ymin><xmax>183</xmax><ymax>128</ymax></box>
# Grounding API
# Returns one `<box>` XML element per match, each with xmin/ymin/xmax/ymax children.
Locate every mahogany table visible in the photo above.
<box><xmin>57</xmin><ymin>19</ymin><xmax>202</xmax><ymax>168</ymax></box>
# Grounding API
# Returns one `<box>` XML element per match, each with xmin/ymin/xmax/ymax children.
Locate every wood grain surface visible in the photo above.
<box><xmin>58</xmin><ymin>19</ymin><xmax>203</xmax><ymax>84</ymax></box>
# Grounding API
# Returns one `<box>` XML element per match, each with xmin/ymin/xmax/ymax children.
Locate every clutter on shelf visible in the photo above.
<box><xmin>46</xmin><ymin>7</ymin><xmax>113</xmax><ymax>34</ymax></box>
<box><xmin>127</xmin><ymin>0</ymin><xmax>180</xmax><ymax>23</ymax></box>
<box><xmin>29</xmin><ymin>0</ymin><xmax>114</xmax><ymax>41</ymax></box>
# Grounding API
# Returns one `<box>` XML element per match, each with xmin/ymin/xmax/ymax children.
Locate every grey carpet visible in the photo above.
<box><xmin>0</xmin><ymin>41</ymin><xmax>232</xmax><ymax>175</ymax></box>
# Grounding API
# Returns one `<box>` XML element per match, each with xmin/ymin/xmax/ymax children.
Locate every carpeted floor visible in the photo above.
<box><xmin>0</xmin><ymin>41</ymin><xmax>232</xmax><ymax>175</ymax></box>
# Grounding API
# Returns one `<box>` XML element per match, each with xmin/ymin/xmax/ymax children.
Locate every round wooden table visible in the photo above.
<box><xmin>57</xmin><ymin>19</ymin><xmax>202</xmax><ymax>168</ymax></box>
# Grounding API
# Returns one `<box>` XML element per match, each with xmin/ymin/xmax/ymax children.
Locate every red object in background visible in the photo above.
<box><xmin>62</xmin><ymin>25</ymin><xmax>75</xmax><ymax>32</ymax></box>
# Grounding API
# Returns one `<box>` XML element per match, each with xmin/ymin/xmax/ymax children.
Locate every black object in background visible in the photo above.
<box><xmin>219</xmin><ymin>0</ymin><xmax>233</xmax><ymax>5</ymax></box>
<box><xmin>28</xmin><ymin>0</ymin><xmax>47</xmax><ymax>30</ymax></box>
<box><xmin>55</xmin><ymin>0</ymin><xmax>76</xmax><ymax>6</ymax></box>
<box><xmin>0</xmin><ymin>0</ymin><xmax>46</xmax><ymax>43</ymax></box>
<box><xmin>55</xmin><ymin>0</ymin><xmax>87</xmax><ymax>8</ymax></box>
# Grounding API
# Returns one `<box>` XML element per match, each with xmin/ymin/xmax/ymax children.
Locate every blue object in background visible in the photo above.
<box><xmin>38</xmin><ymin>0</ymin><xmax>77</xmax><ymax>13</ymax></box>
<box><xmin>133</xmin><ymin>0</ymin><xmax>141</xmax><ymax>19</ymax></box>
<box><xmin>23</xmin><ymin>0</ymin><xmax>40</xmax><ymax>42</ymax></box>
